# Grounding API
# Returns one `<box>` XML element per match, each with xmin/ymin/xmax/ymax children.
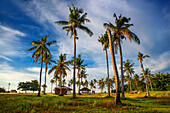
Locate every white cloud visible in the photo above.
<box><xmin>0</xmin><ymin>55</ymin><xmax>13</xmax><ymax>61</ymax></box>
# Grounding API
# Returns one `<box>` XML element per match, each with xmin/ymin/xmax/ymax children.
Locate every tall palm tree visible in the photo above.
<box><xmin>133</xmin><ymin>74</ymin><xmax>139</xmax><ymax>91</ymax></box>
<box><xmin>123</xmin><ymin>59</ymin><xmax>134</xmax><ymax>93</ymax></box>
<box><xmin>55</xmin><ymin>5</ymin><xmax>93</xmax><ymax>97</ymax></box>
<box><xmin>104</xmin><ymin>13</ymin><xmax>140</xmax><ymax>98</ymax></box>
<box><xmin>48</xmin><ymin>54</ymin><xmax>70</xmax><ymax>96</ymax></box>
<box><xmin>106</xmin><ymin>29</ymin><xmax>121</xmax><ymax>104</ymax></box>
<box><xmin>98</xmin><ymin>78</ymin><xmax>105</xmax><ymax>93</ymax></box>
<box><xmin>137</xmin><ymin>51</ymin><xmax>150</xmax><ymax>96</ymax></box>
<box><xmin>98</xmin><ymin>31</ymin><xmax>111</xmax><ymax>96</ymax></box>
<box><xmin>43</xmin><ymin>53</ymin><xmax>56</xmax><ymax>94</ymax></box>
<box><xmin>28</xmin><ymin>35</ymin><xmax>56</xmax><ymax>97</ymax></box>
<box><xmin>50</xmin><ymin>79</ymin><xmax>55</xmax><ymax>93</ymax></box>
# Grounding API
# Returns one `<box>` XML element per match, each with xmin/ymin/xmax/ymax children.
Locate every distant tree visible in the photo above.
<box><xmin>152</xmin><ymin>72</ymin><xmax>170</xmax><ymax>91</ymax></box>
<box><xmin>93</xmin><ymin>79</ymin><xmax>97</xmax><ymax>90</ymax></box>
<box><xmin>137</xmin><ymin>51</ymin><xmax>150</xmax><ymax>96</ymax></box>
<box><xmin>89</xmin><ymin>80</ymin><xmax>95</xmax><ymax>91</ymax></box>
<box><xmin>98</xmin><ymin>78</ymin><xmax>105</xmax><ymax>93</ymax></box>
<box><xmin>133</xmin><ymin>74</ymin><xmax>140</xmax><ymax>91</ymax></box>
<box><xmin>28</xmin><ymin>35</ymin><xmax>56</xmax><ymax>97</ymax></box>
<box><xmin>29</xmin><ymin>80</ymin><xmax>39</xmax><ymax>93</ymax></box>
<box><xmin>0</xmin><ymin>87</ymin><xmax>5</xmax><ymax>93</ymax></box>
<box><xmin>84</xmin><ymin>80</ymin><xmax>89</xmax><ymax>88</ymax></box>
<box><xmin>48</xmin><ymin>54</ymin><xmax>70</xmax><ymax>96</ymax></box>
<box><xmin>79</xmin><ymin>69</ymin><xmax>88</xmax><ymax>90</ymax></box>
<box><xmin>105</xmin><ymin>77</ymin><xmax>114</xmax><ymax>93</ymax></box>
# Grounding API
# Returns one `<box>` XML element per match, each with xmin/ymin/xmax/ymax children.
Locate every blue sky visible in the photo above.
<box><xmin>0</xmin><ymin>0</ymin><xmax>170</xmax><ymax>93</ymax></box>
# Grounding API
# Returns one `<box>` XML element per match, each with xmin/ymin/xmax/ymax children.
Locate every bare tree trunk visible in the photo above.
<box><xmin>140</xmin><ymin>60</ymin><xmax>150</xmax><ymax>96</ymax></box>
<box><xmin>129</xmin><ymin>76</ymin><xmax>132</xmax><ymax>93</ymax></box>
<box><xmin>118</xmin><ymin>40</ymin><xmax>125</xmax><ymax>98</ymax></box>
<box><xmin>105</xmin><ymin>49</ymin><xmax>110</xmax><ymax>96</ymax></box>
<box><xmin>73</xmin><ymin>26</ymin><xmax>76</xmax><ymax>98</ymax></box>
<box><xmin>37</xmin><ymin>51</ymin><xmax>43</xmax><ymax>97</ymax></box>
<box><xmin>108</xmin><ymin>29</ymin><xmax>121</xmax><ymax>104</ymax></box>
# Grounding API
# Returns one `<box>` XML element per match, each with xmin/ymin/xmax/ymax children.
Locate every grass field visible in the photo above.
<box><xmin>0</xmin><ymin>91</ymin><xmax>170</xmax><ymax>113</ymax></box>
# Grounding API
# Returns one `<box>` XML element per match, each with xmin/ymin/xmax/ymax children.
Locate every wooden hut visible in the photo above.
<box><xmin>54</xmin><ymin>86</ymin><xmax>72</xmax><ymax>95</ymax></box>
<box><xmin>80</xmin><ymin>87</ymin><xmax>91</xmax><ymax>93</ymax></box>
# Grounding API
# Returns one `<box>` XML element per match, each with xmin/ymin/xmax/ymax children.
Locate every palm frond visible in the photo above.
<box><xmin>46</xmin><ymin>40</ymin><xmax>57</xmax><ymax>46</ymax></box>
<box><xmin>130</xmin><ymin>32</ymin><xmax>140</xmax><ymax>45</ymax></box>
<box><xmin>79</xmin><ymin>25</ymin><xmax>93</xmax><ymax>37</ymax></box>
<box><xmin>28</xmin><ymin>46</ymin><xmax>37</xmax><ymax>51</ymax></box>
<box><xmin>55</xmin><ymin>21</ymin><xmax>69</xmax><ymax>25</ymax></box>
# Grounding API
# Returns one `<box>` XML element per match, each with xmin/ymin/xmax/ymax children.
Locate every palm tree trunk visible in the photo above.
<box><xmin>78</xmin><ymin>69</ymin><xmax>81</xmax><ymax>94</ymax></box>
<box><xmin>148</xmin><ymin>77</ymin><xmax>153</xmax><ymax>91</ymax></box>
<box><xmin>118</xmin><ymin>39</ymin><xmax>125</xmax><ymax>98</ymax></box>
<box><xmin>129</xmin><ymin>76</ymin><xmax>132</xmax><ymax>92</ymax></box>
<box><xmin>73</xmin><ymin>26</ymin><xmax>76</xmax><ymax>98</ymax></box>
<box><xmin>140</xmin><ymin>60</ymin><xmax>150</xmax><ymax>96</ymax></box>
<box><xmin>108</xmin><ymin>29</ymin><xmax>121</xmax><ymax>104</ymax></box>
<box><xmin>105</xmin><ymin>49</ymin><xmax>110</xmax><ymax>97</ymax></box>
<box><xmin>51</xmin><ymin>83</ymin><xmax>53</xmax><ymax>93</ymax></box>
<box><xmin>37</xmin><ymin>52</ymin><xmax>43</xmax><ymax>97</ymax></box>
<box><xmin>60</xmin><ymin>73</ymin><xmax>62</xmax><ymax>95</ymax></box>
<box><xmin>44</xmin><ymin>64</ymin><xmax>48</xmax><ymax>95</ymax></box>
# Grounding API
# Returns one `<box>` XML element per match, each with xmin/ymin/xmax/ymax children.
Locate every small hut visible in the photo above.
<box><xmin>54</xmin><ymin>86</ymin><xmax>72</xmax><ymax>95</ymax></box>
<box><xmin>80</xmin><ymin>87</ymin><xmax>91</xmax><ymax>93</ymax></box>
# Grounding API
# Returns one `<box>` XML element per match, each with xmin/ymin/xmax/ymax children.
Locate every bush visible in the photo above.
<box><xmin>0</xmin><ymin>87</ymin><xmax>5</xmax><ymax>93</ymax></box>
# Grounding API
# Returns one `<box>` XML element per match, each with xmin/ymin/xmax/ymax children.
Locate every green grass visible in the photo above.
<box><xmin>0</xmin><ymin>91</ymin><xmax>170</xmax><ymax>113</ymax></box>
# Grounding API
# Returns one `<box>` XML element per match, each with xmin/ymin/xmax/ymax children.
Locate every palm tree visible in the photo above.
<box><xmin>93</xmin><ymin>79</ymin><xmax>97</xmax><ymax>91</ymax></box>
<box><xmin>55</xmin><ymin>5</ymin><xmax>93</xmax><ymax>98</ymax></box>
<box><xmin>69</xmin><ymin>79</ymin><xmax>74</xmax><ymax>88</ymax></box>
<box><xmin>50</xmin><ymin>79</ymin><xmax>55</xmax><ymax>93</ymax></box>
<box><xmin>89</xmin><ymin>80</ymin><xmax>94</xmax><ymax>91</ymax></box>
<box><xmin>143</xmin><ymin>68</ymin><xmax>153</xmax><ymax>91</ymax></box>
<box><xmin>54</xmin><ymin>74</ymin><xmax>59</xmax><ymax>88</ymax></box>
<box><xmin>98</xmin><ymin>31</ymin><xmax>111</xmax><ymax>96</ymax></box>
<box><xmin>104</xmin><ymin>13</ymin><xmax>140</xmax><ymax>98</ymax></box>
<box><xmin>137</xmin><ymin>51</ymin><xmax>150</xmax><ymax>96</ymax></box>
<box><xmin>106</xmin><ymin>29</ymin><xmax>121</xmax><ymax>104</ymax></box>
<box><xmin>28</xmin><ymin>35</ymin><xmax>56</xmax><ymax>97</ymax></box>
<box><xmin>80</xmin><ymin>69</ymin><xmax>88</xmax><ymax>89</ymax></box>
<box><xmin>71</xmin><ymin>54</ymin><xmax>87</xmax><ymax>95</ymax></box>
<box><xmin>84</xmin><ymin>79</ymin><xmax>89</xmax><ymax>88</ymax></box>
<box><xmin>105</xmin><ymin>77</ymin><xmax>115</xmax><ymax>93</ymax></box>
<box><xmin>48</xmin><ymin>54</ymin><xmax>70</xmax><ymax>96</ymax></box>
<box><xmin>43</xmin><ymin>53</ymin><xmax>56</xmax><ymax>94</ymax></box>
<box><xmin>133</xmin><ymin>74</ymin><xmax>139</xmax><ymax>91</ymax></box>
<box><xmin>98</xmin><ymin>78</ymin><xmax>105</xmax><ymax>93</ymax></box>
<box><xmin>123</xmin><ymin>59</ymin><xmax>134</xmax><ymax>93</ymax></box>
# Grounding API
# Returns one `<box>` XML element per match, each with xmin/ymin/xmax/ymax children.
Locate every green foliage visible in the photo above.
<box><xmin>17</xmin><ymin>80</ymin><xmax>39</xmax><ymax>92</ymax></box>
<box><xmin>0</xmin><ymin>87</ymin><xmax>5</xmax><ymax>92</ymax></box>
<box><xmin>152</xmin><ymin>72</ymin><xmax>170</xmax><ymax>91</ymax></box>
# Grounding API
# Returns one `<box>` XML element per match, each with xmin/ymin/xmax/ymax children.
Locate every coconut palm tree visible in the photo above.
<box><xmin>48</xmin><ymin>54</ymin><xmax>70</xmax><ymax>96</ymax></box>
<box><xmin>106</xmin><ymin>29</ymin><xmax>121</xmax><ymax>104</ymax></box>
<box><xmin>43</xmin><ymin>53</ymin><xmax>56</xmax><ymax>94</ymax></box>
<box><xmin>133</xmin><ymin>74</ymin><xmax>140</xmax><ymax>91</ymax></box>
<box><xmin>69</xmin><ymin>79</ymin><xmax>74</xmax><ymax>88</ymax></box>
<box><xmin>28</xmin><ymin>35</ymin><xmax>56</xmax><ymax>97</ymax></box>
<box><xmin>90</xmin><ymin>80</ymin><xmax>95</xmax><ymax>91</ymax></box>
<box><xmin>84</xmin><ymin>79</ymin><xmax>89</xmax><ymax>88</ymax></box>
<box><xmin>137</xmin><ymin>51</ymin><xmax>150</xmax><ymax>96</ymax></box>
<box><xmin>143</xmin><ymin>68</ymin><xmax>153</xmax><ymax>91</ymax></box>
<box><xmin>71</xmin><ymin>54</ymin><xmax>87</xmax><ymax>95</ymax></box>
<box><xmin>50</xmin><ymin>79</ymin><xmax>55</xmax><ymax>93</ymax></box>
<box><xmin>93</xmin><ymin>79</ymin><xmax>97</xmax><ymax>91</ymax></box>
<box><xmin>104</xmin><ymin>13</ymin><xmax>140</xmax><ymax>98</ymax></box>
<box><xmin>98</xmin><ymin>31</ymin><xmax>111</xmax><ymax>96</ymax></box>
<box><xmin>55</xmin><ymin>5</ymin><xmax>93</xmax><ymax>97</ymax></box>
<box><xmin>105</xmin><ymin>77</ymin><xmax>115</xmax><ymax>93</ymax></box>
<box><xmin>79</xmin><ymin>69</ymin><xmax>88</xmax><ymax>89</ymax></box>
<box><xmin>123</xmin><ymin>59</ymin><xmax>134</xmax><ymax>93</ymax></box>
<box><xmin>98</xmin><ymin>78</ymin><xmax>105</xmax><ymax>93</ymax></box>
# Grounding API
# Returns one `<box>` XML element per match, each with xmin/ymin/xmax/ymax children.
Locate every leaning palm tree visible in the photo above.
<box><xmin>104</xmin><ymin>13</ymin><xmax>140</xmax><ymax>98</ymax></box>
<box><xmin>50</xmin><ymin>79</ymin><xmax>55</xmax><ymax>93</ymax></box>
<box><xmin>48</xmin><ymin>54</ymin><xmax>70</xmax><ymax>96</ymax></box>
<box><xmin>137</xmin><ymin>51</ymin><xmax>150</xmax><ymax>96</ymax></box>
<box><xmin>123</xmin><ymin>59</ymin><xmax>134</xmax><ymax>93</ymax></box>
<box><xmin>55</xmin><ymin>5</ymin><xmax>93</xmax><ymax>97</ymax></box>
<box><xmin>98</xmin><ymin>31</ymin><xmax>111</xmax><ymax>96</ymax></box>
<box><xmin>98</xmin><ymin>78</ymin><xmax>105</xmax><ymax>93</ymax></box>
<box><xmin>28</xmin><ymin>35</ymin><xmax>56</xmax><ymax>97</ymax></box>
<box><xmin>105</xmin><ymin>29</ymin><xmax>121</xmax><ymax>104</ymax></box>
